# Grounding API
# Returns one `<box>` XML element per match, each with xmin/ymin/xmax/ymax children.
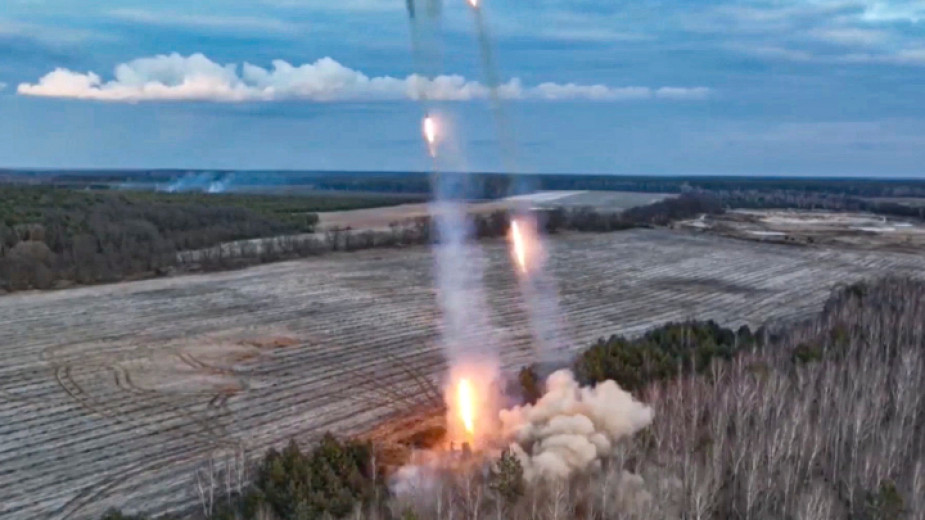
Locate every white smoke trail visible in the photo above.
<box><xmin>432</xmin><ymin>201</ymin><xmax>497</xmax><ymax>363</ymax></box>
<box><xmin>406</xmin><ymin>0</ymin><xmax>502</xmax><ymax>425</ymax></box>
<box><xmin>500</xmin><ymin>369</ymin><xmax>654</xmax><ymax>481</ymax></box>
<box><xmin>509</xmin><ymin>214</ymin><xmax>571</xmax><ymax>365</ymax></box>
<box><xmin>470</xmin><ymin>4</ymin><xmax>519</xmax><ymax>170</ymax></box>
<box><xmin>406</xmin><ymin>0</ymin><xmax>444</xmax><ymax>104</ymax></box>
<box><xmin>465</xmin><ymin>1</ymin><xmax>571</xmax><ymax>366</ymax></box>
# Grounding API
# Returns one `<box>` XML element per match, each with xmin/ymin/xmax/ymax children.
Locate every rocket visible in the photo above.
<box><xmin>406</xmin><ymin>0</ymin><xmax>415</xmax><ymax>19</ymax></box>
<box><xmin>422</xmin><ymin>113</ymin><xmax>437</xmax><ymax>158</ymax></box>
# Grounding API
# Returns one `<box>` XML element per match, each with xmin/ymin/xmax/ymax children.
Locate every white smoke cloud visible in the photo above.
<box><xmin>107</xmin><ymin>9</ymin><xmax>298</xmax><ymax>34</ymax></box>
<box><xmin>500</xmin><ymin>370</ymin><xmax>654</xmax><ymax>481</ymax></box>
<box><xmin>17</xmin><ymin>53</ymin><xmax>712</xmax><ymax>103</ymax></box>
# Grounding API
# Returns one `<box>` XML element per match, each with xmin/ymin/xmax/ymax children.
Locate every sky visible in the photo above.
<box><xmin>1</xmin><ymin>0</ymin><xmax>924</xmax><ymax>176</ymax></box>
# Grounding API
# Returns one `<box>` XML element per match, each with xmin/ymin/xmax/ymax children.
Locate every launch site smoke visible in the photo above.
<box><xmin>154</xmin><ymin>172</ymin><xmax>235</xmax><ymax>193</ymax></box>
<box><xmin>500</xmin><ymin>370</ymin><xmax>654</xmax><ymax>481</ymax></box>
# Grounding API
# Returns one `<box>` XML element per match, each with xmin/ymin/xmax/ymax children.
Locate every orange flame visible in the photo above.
<box><xmin>457</xmin><ymin>378</ymin><xmax>475</xmax><ymax>436</ymax></box>
<box><xmin>468</xmin><ymin>0</ymin><xmax>479</xmax><ymax>7</ymax></box>
<box><xmin>509</xmin><ymin>219</ymin><xmax>528</xmax><ymax>274</ymax></box>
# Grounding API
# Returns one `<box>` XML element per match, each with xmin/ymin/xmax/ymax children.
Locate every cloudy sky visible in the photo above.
<box><xmin>1</xmin><ymin>0</ymin><xmax>924</xmax><ymax>176</ymax></box>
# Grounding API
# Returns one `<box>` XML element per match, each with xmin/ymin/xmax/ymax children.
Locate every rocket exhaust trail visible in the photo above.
<box><xmin>406</xmin><ymin>0</ymin><xmax>444</xmax><ymax>104</ymax></box>
<box><xmin>469</xmin><ymin>3</ymin><xmax>518</xmax><ymax>172</ymax></box>
<box><xmin>406</xmin><ymin>0</ymin><xmax>501</xmax><ymax>445</ymax></box>
<box><xmin>467</xmin><ymin>0</ymin><xmax>570</xmax><ymax>364</ymax></box>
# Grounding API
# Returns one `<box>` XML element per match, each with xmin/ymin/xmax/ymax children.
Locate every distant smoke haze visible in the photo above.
<box><xmin>154</xmin><ymin>171</ymin><xmax>234</xmax><ymax>193</ymax></box>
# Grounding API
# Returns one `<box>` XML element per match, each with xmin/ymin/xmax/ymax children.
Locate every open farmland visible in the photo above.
<box><xmin>678</xmin><ymin>209</ymin><xmax>925</xmax><ymax>252</ymax></box>
<box><xmin>504</xmin><ymin>190</ymin><xmax>671</xmax><ymax>209</ymax></box>
<box><xmin>315</xmin><ymin>190</ymin><xmax>671</xmax><ymax>232</ymax></box>
<box><xmin>3</xmin><ymin>229</ymin><xmax>925</xmax><ymax>519</ymax></box>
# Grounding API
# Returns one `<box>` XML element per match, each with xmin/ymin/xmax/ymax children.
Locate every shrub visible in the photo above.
<box><xmin>489</xmin><ymin>449</ymin><xmax>525</xmax><ymax>504</ymax></box>
<box><xmin>245</xmin><ymin>435</ymin><xmax>380</xmax><ymax>520</ymax></box>
<box><xmin>573</xmin><ymin>320</ymin><xmax>746</xmax><ymax>391</ymax></box>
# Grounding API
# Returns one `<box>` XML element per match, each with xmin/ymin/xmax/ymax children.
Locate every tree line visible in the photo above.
<box><xmin>1</xmin><ymin>183</ymin><xmax>722</xmax><ymax>293</ymax></box>
<box><xmin>11</xmin><ymin>181</ymin><xmax>916</xmax><ymax>296</ymax></box>
<box><xmin>0</xmin><ymin>186</ymin><xmax>317</xmax><ymax>292</ymax></box>
<box><xmin>8</xmin><ymin>169</ymin><xmax>925</xmax><ymax>198</ymax></box>
<box><xmin>301</xmin><ymin>172</ymin><xmax>925</xmax><ymax>200</ymax></box>
<box><xmin>179</xmin><ymin>193</ymin><xmax>723</xmax><ymax>273</ymax></box>
<box><xmin>0</xmin><ymin>186</ymin><xmax>428</xmax><ymax>293</ymax></box>
<box><xmin>713</xmin><ymin>189</ymin><xmax>925</xmax><ymax>221</ymax></box>
<box><xmin>514</xmin><ymin>277</ymin><xmax>923</xmax><ymax>519</ymax></box>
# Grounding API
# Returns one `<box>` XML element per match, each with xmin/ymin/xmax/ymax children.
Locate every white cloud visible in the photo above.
<box><xmin>0</xmin><ymin>18</ymin><xmax>107</xmax><ymax>45</ymax></box>
<box><xmin>107</xmin><ymin>9</ymin><xmax>298</xmax><ymax>34</ymax></box>
<box><xmin>17</xmin><ymin>53</ymin><xmax>713</xmax><ymax>103</ymax></box>
<box><xmin>688</xmin><ymin>1</ymin><xmax>924</xmax><ymax>66</ymax></box>
<box><xmin>734</xmin><ymin>45</ymin><xmax>816</xmax><ymax>62</ymax></box>
<box><xmin>0</xmin><ymin>82</ymin><xmax>7</xmax><ymax>92</ymax></box>
<box><xmin>860</xmin><ymin>2</ymin><xmax>924</xmax><ymax>23</ymax></box>
<box><xmin>261</xmin><ymin>0</ymin><xmax>399</xmax><ymax>11</ymax></box>
<box><xmin>839</xmin><ymin>48</ymin><xmax>925</xmax><ymax>65</ymax></box>
<box><xmin>655</xmin><ymin>87</ymin><xmax>713</xmax><ymax>100</ymax></box>
<box><xmin>734</xmin><ymin>43</ymin><xmax>925</xmax><ymax>66</ymax></box>
<box><xmin>811</xmin><ymin>27</ymin><xmax>888</xmax><ymax>46</ymax></box>
<box><xmin>894</xmin><ymin>48</ymin><xmax>925</xmax><ymax>64</ymax></box>
<box><xmin>711</xmin><ymin>1</ymin><xmax>922</xmax><ymax>29</ymax></box>
<box><xmin>530</xmin><ymin>83</ymin><xmax>651</xmax><ymax>101</ymax></box>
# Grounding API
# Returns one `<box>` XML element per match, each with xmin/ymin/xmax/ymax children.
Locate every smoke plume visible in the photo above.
<box><xmin>508</xmin><ymin>214</ymin><xmax>571</xmax><ymax>365</ymax></box>
<box><xmin>156</xmin><ymin>171</ymin><xmax>233</xmax><ymax>193</ymax></box>
<box><xmin>405</xmin><ymin>0</ymin><xmax>504</xmax><ymax>437</ymax></box>
<box><xmin>500</xmin><ymin>370</ymin><xmax>654</xmax><ymax>481</ymax></box>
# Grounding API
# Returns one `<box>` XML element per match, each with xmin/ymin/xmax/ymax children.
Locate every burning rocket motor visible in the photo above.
<box><xmin>445</xmin><ymin>362</ymin><xmax>505</xmax><ymax>450</ymax></box>
<box><xmin>422</xmin><ymin>114</ymin><xmax>438</xmax><ymax>158</ymax></box>
<box><xmin>508</xmin><ymin>215</ymin><xmax>543</xmax><ymax>277</ymax></box>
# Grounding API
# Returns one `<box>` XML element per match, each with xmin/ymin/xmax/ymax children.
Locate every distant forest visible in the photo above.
<box><xmin>6</xmin><ymin>169</ymin><xmax>925</xmax><ymax>199</ymax></box>
<box><xmin>312</xmin><ymin>172</ymin><xmax>925</xmax><ymax>199</ymax></box>
<box><xmin>0</xmin><ymin>182</ymin><xmax>719</xmax><ymax>293</ymax></box>
<box><xmin>10</xmin><ymin>169</ymin><xmax>924</xmax><ymax>219</ymax></box>
<box><xmin>0</xmin><ymin>186</ymin><xmax>415</xmax><ymax>292</ymax></box>
<box><xmin>4</xmin><ymin>170</ymin><xmax>925</xmax><ymax>293</ymax></box>
<box><xmin>317</xmin><ymin>174</ymin><xmax>925</xmax><ymax>220</ymax></box>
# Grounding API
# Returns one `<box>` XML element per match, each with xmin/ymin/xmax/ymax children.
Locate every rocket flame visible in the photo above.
<box><xmin>509</xmin><ymin>219</ymin><xmax>528</xmax><ymax>274</ymax></box>
<box><xmin>457</xmin><ymin>378</ymin><xmax>475</xmax><ymax>436</ymax></box>
<box><xmin>423</xmin><ymin>115</ymin><xmax>437</xmax><ymax>157</ymax></box>
<box><xmin>423</xmin><ymin>116</ymin><xmax>436</xmax><ymax>144</ymax></box>
<box><xmin>467</xmin><ymin>0</ymin><xmax>479</xmax><ymax>7</ymax></box>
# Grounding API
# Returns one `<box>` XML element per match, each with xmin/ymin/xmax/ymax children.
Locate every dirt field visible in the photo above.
<box><xmin>678</xmin><ymin>209</ymin><xmax>925</xmax><ymax>252</ymax></box>
<box><xmin>3</xmin><ymin>229</ymin><xmax>925</xmax><ymax>519</ymax></box>
<box><xmin>316</xmin><ymin>191</ymin><xmax>671</xmax><ymax>231</ymax></box>
<box><xmin>504</xmin><ymin>190</ymin><xmax>671</xmax><ymax>209</ymax></box>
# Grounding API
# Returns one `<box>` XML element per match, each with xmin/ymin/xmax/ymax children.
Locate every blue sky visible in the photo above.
<box><xmin>1</xmin><ymin>0</ymin><xmax>924</xmax><ymax>176</ymax></box>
